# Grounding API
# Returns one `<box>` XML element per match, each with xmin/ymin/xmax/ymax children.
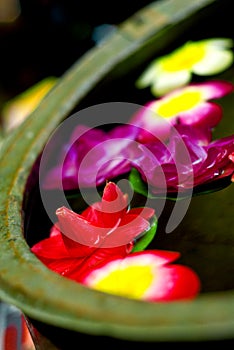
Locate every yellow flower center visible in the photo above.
<box><xmin>156</xmin><ymin>90</ymin><xmax>203</xmax><ymax>118</ymax></box>
<box><xmin>161</xmin><ymin>42</ymin><xmax>206</xmax><ymax>72</ymax></box>
<box><xmin>92</xmin><ymin>264</ymin><xmax>154</xmax><ymax>299</ymax></box>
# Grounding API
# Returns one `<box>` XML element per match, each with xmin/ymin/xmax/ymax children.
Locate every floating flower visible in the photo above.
<box><xmin>56</xmin><ymin>182</ymin><xmax>155</xmax><ymax>248</ymax></box>
<box><xmin>31</xmin><ymin>221</ymin><xmax>134</xmax><ymax>279</ymax></box>
<box><xmin>32</xmin><ymin>181</ymin><xmax>155</xmax><ymax>256</ymax></box>
<box><xmin>130</xmin><ymin>80</ymin><xmax>234</xmax><ymax>143</ymax></box>
<box><xmin>31</xmin><ymin>182</ymin><xmax>158</xmax><ymax>286</ymax></box>
<box><xmin>31</xmin><ymin>182</ymin><xmax>200</xmax><ymax>302</ymax></box>
<box><xmin>229</xmin><ymin>153</ymin><xmax>234</xmax><ymax>182</ymax></box>
<box><xmin>1</xmin><ymin>76</ymin><xmax>57</xmax><ymax>132</ymax></box>
<box><xmin>129</xmin><ymin>125</ymin><xmax>234</xmax><ymax>195</ymax></box>
<box><xmin>31</xmin><ymin>211</ymin><xmax>200</xmax><ymax>302</ymax></box>
<box><xmin>136</xmin><ymin>38</ymin><xmax>234</xmax><ymax>96</ymax></box>
<box><xmin>81</xmin><ymin>250</ymin><xmax>201</xmax><ymax>302</ymax></box>
<box><xmin>42</xmin><ymin>124</ymin><xmax>139</xmax><ymax>190</ymax></box>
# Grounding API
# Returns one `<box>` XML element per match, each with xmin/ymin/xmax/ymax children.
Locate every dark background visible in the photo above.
<box><xmin>0</xmin><ymin>0</ymin><xmax>154</xmax><ymax>103</ymax></box>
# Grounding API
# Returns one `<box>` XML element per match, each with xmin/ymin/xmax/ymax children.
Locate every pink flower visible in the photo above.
<box><xmin>130</xmin><ymin>80</ymin><xmax>234</xmax><ymax>143</ymax></box>
<box><xmin>42</xmin><ymin>124</ymin><xmax>139</xmax><ymax>190</ymax></box>
<box><xmin>81</xmin><ymin>250</ymin><xmax>201</xmax><ymax>302</ymax></box>
<box><xmin>130</xmin><ymin>125</ymin><xmax>234</xmax><ymax>194</ymax></box>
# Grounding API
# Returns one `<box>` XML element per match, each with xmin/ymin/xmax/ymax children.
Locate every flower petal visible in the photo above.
<box><xmin>135</xmin><ymin>38</ymin><xmax>234</xmax><ymax>96</ymax></box>
<box><xmin>69</xmin><ymin>243</ymin><xmax>134</xmax><ymax>282</ymax></box>
<box><xmin>193</xmin><ymin>50</ymin><xmax>234</xmax><ymax>75</ymax></box>
<box><xmin>45</xmin><ymin>257</ymin><xmax>85</xmax><ymax>276</ymax></box>
<box><xmin>97</xmin><ymin>214</ymin><xmax>151</xmax><ymax>247</ymax></box>
<box><xmin>130</xmin><ymin>80</ymin><xmax>233</xmax><ymax>144</ymax></box>
<box><xmin>31</xmin><ymin>233</ymin><xmax>69</xmax><ymax>260</ymax></box>
<box><xmin>147</xmin><ymin>264</ymin><xmax>201</xmax><ymax>302</ymax></box>
<box><xmin>135</xmin><ymin>60</ymin><xmax>159</xmax><ymax>89</ymax></box>
<box><xmin>56</xmin><ymin>206</ymin><xmax>111</xmax><ymax>247</ymax></box>
<box><xmin>101</xmin><ymin>182</ymin><xmax>128</xmax><ymax>227</ymax></box>
<box><xmin>81</xmin><ymin>250</ymin><xmax>200</xmax><ymax>302</ymax></box>
<box><xmin>151</xmin><ymin>70</ymin><xmax>190</xmax><ymax>96</ymax></box>
<box><xmin>31</xmin><ymin>226</ymin><xmax>98</xmax><ymax>259</ymax></box>
<box><xmin>128</xmin><ymin>207</ymin><xmax>155</xmax><ymax>221</ymax></box>
<box><xmin>81</xmin><ymin>182</ymin><xmax>129</xmax><ymax>228</ymax></box>
<box><xmin>56</xmin><ymin>205</ymin><xmax>152</xmax><ymax>248</ymax></box>
<box><xmin>191</xmin><ymin>80</ymin><xmax>234</xmax><ymax>99</ymax></box>
<box><xmin>2</xmin><ymin>77</ymin><xmax>57</xmax><ymax>132</ymax></box>
<box><xmin>202</xmin><ymin>38</ymin><xmax>233</xmax><ymax>49</ymax></box>
<box><xmin>178</xmin><ymin>101</ymin><xmax>222</xmax><ymax>128</ymax></box>
<box><xmin>42</xmin><ymin>124</ymin><xmax>138</xmax><ymax>191</ymax></box>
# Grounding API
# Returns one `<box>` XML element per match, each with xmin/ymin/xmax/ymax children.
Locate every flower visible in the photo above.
<box><xmin>31</xmin><ymin>181</ymin><xmax>155</xmax><ymax>266</ymax></box>
<box><xmin>130</xmin><ymin>80</ymin><xmax>234</xmax><ymax>143</ymax></box>
<box><xmin>55</xmin><ymin>181</ymin><xmax>155</xmax><ymax>248</ymax></box>
<box><xmin>136</xmin><ymin>38</ymin><xmax>234</xmax><ymax>96</ymax></box>
<box><xmin>41</xmin><ymin>79</ymin><xmax>233</xmax><ymax>191</ymax></box>
<box><xmin>81</xmin><ymin>250</ymin><xmax>201</xmax><ymax>302</ymax></box>
<box><xmin>31</xmin><ymin>182</ymin><xmax>200</xmax><ymax>302</ymax></box>
<box><xmin>42</xmin><ymin>124</ymin><xmax>139</xmax><ymax>191</ymax></box>
<box><xmin>129</xmin><ymin>125</ymin><xmax>234</xmax><ymax>195</ymax></box>
<box><xmin>31</xmin><ymin>222</ymin><xmax>134</xmax><ymax>280</ymax></box>
<box><xmin>2</xmin><ymin>77</ymin><xmax>57</xmax><ymax>132</ymax></box>
<box><xmin>229</xmin><ymin>153</ymin><xmax>234</xmax><ymax>182</ymax></box>
<box><xmin>31</xmin><ymin>182</ymin><xmax>158</xmax><ymax>287</ymax></box>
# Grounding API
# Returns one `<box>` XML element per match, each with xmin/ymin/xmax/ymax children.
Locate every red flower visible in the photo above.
<box><xmin>31</xmin><ymin>223</ymin><xmax>134</xmax><ymax>279</ymax></box>
<box><xmin>31</xmin><ymin>181</ymin><xmax>155</xmax><ymax>277</ymax></box>
<box><xmin>31</xmin><ymin>182</ymin><xmax>200</xmax><ymax>302</ymax></box>
<box><xmin>56</xmin><ymin>181</ymin><xmax>155</xmax><ymax>248</ymax></box>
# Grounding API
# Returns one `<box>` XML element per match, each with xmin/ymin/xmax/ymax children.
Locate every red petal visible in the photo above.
<box><xmin>56</xmin><ymin>201</ymin><xmax>149</xmax><ymax>248</ymax></box>
<box><xmin>49</xmin><ymin>223</ymin><xmax>61</xmax><ymax>237</ymax></box>
<box><xmin>102</xmin><ymin>214</ymin><xmax>150</xmax><ymax>247</ymax></box>
<box><xmin>81</xmin><ymin>203</ymin><xmax>103</xmax><ymax>226</ymax></box>
<box><xmin>31</xmin><ymin>230</ymin><xmax>97</xmax><ymax>260</ymax></box>
<box><xmin>56</xmin><ymin>206</ymin><xmax>116</xmax><ymax>247</ymax></box>
<box><xmin>31</xmin><ymin>233</ymin><xmax>69</xmax><ymax>259</ymax></box>
<box><xmin>127</xmin><ymin>251</ymin><xmax>199</xmax><ymax>301</ymax></box>
<box><xmin>102</xmin><ymin>181</ymin><xmax>124</xmax><ymax>203</ymax></box>
<box><xmin>81</xmin><ymin>250</ymin><xmax>200</xmax><ymax>302</ymax></box>
<box><xmin>128</xmin><ymin>207</ymin><xmax>155</xmax><ymax>220</ymax></box>
<box><xmin>148</xmin><ymin>264</ymin><xmax>201</xmax><ymax>302</ymax></box>
<box><xmin>129</xmin><ymin>250</ymin><xmax>181</xmax><ymax>265</ymax></box>
<box><xmin>72</xmin><ymin>243</ymin><xmax>134</xmax><ymax>282</ymax></box>
<box><xmin>101</xmin><ymin>182</ymin><xmax>128</xmax><ymax>227</ymax></box>
<box><xmin>46</xmin><ymin>257</ymin><xmax>85</xmax><ymax>275</ymax></box>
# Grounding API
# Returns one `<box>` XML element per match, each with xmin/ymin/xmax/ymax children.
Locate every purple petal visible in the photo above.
<box><xmin>42</xmin><ymin>124</ymin><xmax>139</xmax><ymax>190</ymax></box>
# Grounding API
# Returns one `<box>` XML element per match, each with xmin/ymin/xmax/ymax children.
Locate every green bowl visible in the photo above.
<box><xmin>0</xmin><ymin>0</ymin><xmax>233</xmax><ymax>347</ymax></box>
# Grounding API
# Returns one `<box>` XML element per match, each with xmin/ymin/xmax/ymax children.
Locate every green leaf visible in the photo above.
<box><xmin>129</xmin><ymin>168</ymin><xmax>152</xmax><ymax>198</ymax></box>
<box><xmin>129</xmin><ymin>168</ymin><xmax>234</xmax><ymax>201</ymax></box>
<box><xmin>132</xmin><ymin>215</ymin><xmax>157</xmax><ymax>252</ymax></box>
<box><xmin>129</xmin><ymin>168</ymin><xmax>189</xmax><ymax>201</ymax></box>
